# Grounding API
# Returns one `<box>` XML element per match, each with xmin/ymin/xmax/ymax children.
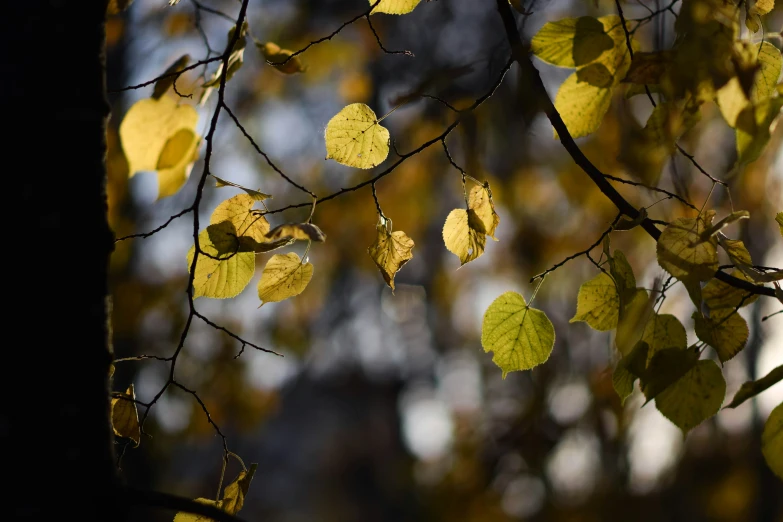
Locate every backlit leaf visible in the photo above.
<box><xmin>370</xmin><ymin>0</ymin><xmax>422</xmax><ymax>15</ymax></box>
<box><xmin>642</xmin><ymin>313</ymin><xmax>687</xmax><ymax>363</ymax></box>
<box><xmin>119</xmin><ymin>96</ymin><xmax>200</xmax><ymax>199</ymax></box>
<box><xmin>655</xmin><ymin>360</ymin><xmax>726</xmax><ymax>434</ymax></box>
<box><xmin>213</xmin><ymin>176</ymin><xmax>272</xmax><ymax>201</ymax></box>
<box><xmin>656</xmin><ymin>213</ymin><xmax>719</xmax><ymax>281</ymax></box>
<box><xmin>111</xmin><ymin>385</ymin><xmax>140</xmax><ymax>445</ymax></box>
<box><xmin>211</xmin><ymin>194</ymin><xmax>270</xmax><ymax>243</ymax></box>
<box><xmin>200</xmin><ymin>23</ymin><xmax>247</xmax><ymax>105</ymax></box>
<box><xmin>694</xmin><ymin>210</ymin><xmax>750</xmax><ymax>243</ymax></box>
<box><xmin>442</xmin><ymin>209</ymin><xmax>486</xmax><ymax>265</ymax></box>
<box><xmin>257</xmin><ymin>42</ymin><xmax>306</xmax><ymax>74</ymax></box>
<box><xmin>693</xmin><ymin>310</ymin><xmax>749</xmax><ymax>363</ymax></box>
<box><xmin>152</xmin><ymin>54</ymin><xmax>191</xmax><ymax>99</ymax></box>
<box><xmin>257</xmin><ymin>253</ymin><xmax>313</xmax><ymax>305</ymax></box>
<box><xmin>762</xmin><ymin>402</ymin><xmax>783</xmax><ymax>479</ymax></box>
<box><xmin>641</xmin><ymin>346</ymin><xmax>699</xmax><ymax>403</ymax></box>
<box><xmin>613</xmin><ymin>365</ymin><xmax>636</xmax><ymax>404</ymax></box>
<box><xmin>325</xmin><ymin>103</ymin><xmax>390</xmax><ymax>169</ymax></box>
<box><xmin>531</xmin><ymin>16</ymin><xmax>618</xmax><ymax>68</ymax></box>
<box><xmin>265</xmin><ymin>223</ymin><xmax>326</xmax><ymax>243</ymax></box>
<box><xmin>468</xmin><ymin>185</ymin><xmax>500</xmax><ymax>240</ymax></box>
<box><xmin>570</xmin><ymin>271</ymin><xmax>621</xmax><ymax>331</ymax></box>
<box><xmin>725</xmin><ymin>365</ymin><xmax>783</xmax><ymax>409</ymax></box>
<box><xmin>368</xmin><ymin>221</ymin><xmax>414</xmax><ymax>292</ymax></box>
<box><xmin>481</xmin><ymin>292</ymin><xmax>555</xmax><ymax>377</ymax></box>
<box><xmin>703</xmin><ymin>270</ymin><xmax>759</xmax><ymax>310</ymax></box>
<box><xmin>187</xmin><ymin>224</ymin><xmax>255</xmax><ymax>299</ymax></box>
<box><xmin>615</xmin><ymin>288</ymin><xmax>655</xmax><ymax>356</ymax></box>
<box><xmin>736</xmin><ymin>95</ymin><xmax>783</xmax><ymax>165</ymax></box>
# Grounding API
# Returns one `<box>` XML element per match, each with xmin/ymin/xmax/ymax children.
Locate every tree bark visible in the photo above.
<box><xmin>3</xmin><ymin>1</ymin><xmax>119</xmax><ymax>518</ymax></box>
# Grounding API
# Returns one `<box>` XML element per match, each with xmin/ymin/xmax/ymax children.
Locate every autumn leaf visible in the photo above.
<box><xmin>187</xmin><ymin>222</ymin><xmax>256</xmax><ymax>299</ymax></box>
<box><xmin>152</xmin><ymin>54</ymin><xmax>191</xmax><ymax>99</ymax></box>
<box><xmin>172</xmin><ymin>498</ymin><xmax>222</xmax><ymax>522</ymax></box>
<box><xmin>655</xmin><ymin>360</ymin><xmax>726</xmax><ymax>434</ymax></box>
<box><xmin>368</xmin><ymin>220</ymin><xmax>414</xmax><ymax>292</ymax></box>
<box><xmin>481</xmin><ymin>292</ymin><xmax>555</xmax><ymax>377</ymax></box>
<box><xmin>213</xmin><ymin>175</ymin><xmax>272</xmax><ymax>201</ymax></box>
<box><xmin>257</xmin><ymin>42</ymin><xmax>306</xmax><ymax>74</ymax></box>
<box><xmin>762</xmin><ymin>402</ymin><xmax>783</xmax><ymax>478</ymax></box>
<box><xmin>736</xmin><ymin>95</ymin><xmax>783</xmax><ymax>165</ymax></box>
<box><xmin>531</xmin><ymin>16</ymin><xmax>617</xmax><ymax>68</ymax></box>
<box><xmin>777</xmin><ymin>212</ymin><xmax>783</xmax><ymax>238</ymax></box>
<box><xmin>111</xmin><ymin>385</ymin><xmax>140</xmax><ymax>446</ymax></box>
<box><xmin>211</xmin><ymin>194</ymin><xmax>270</xmax><ymax>243</ymax></box>
<box><xmin>725</xmin><ymin>365</ymin><xmax>783</xmax><ymax>409</ymax></box>
<box><xmin>257</xmin><ymin>253</ymin><xmax>314</xmax><ymax>305</ymax></box>
<box><xmin>570</xmin><ymin>250</ymin><xmax>635</xmax><ymax>331</ymax></box>
<box><xmin>656</xmin><ymin>212</ymin><xmax>719</xmax><ymax>281</ymax></box>
<box><xmin>370</xmin><ymin>0</ymin><xmax>422</xmax><ymax>15</ymax></box>
<box><xmin>220</xmin><ymin>464</ymin><xmax>257</xmax><ymax>515</ymax></box>
<box><xmin>703</xmin><ymin>270</ymin><xmax>759</xmax><ymax>310</ymax></box>
<box><xmin>325</xmin><ymin>103</ymin><xmax>390</xmax><ymax>169</ymax></box>
<box><xmin>641</xmin><ymin>347</ymin><xmax>699</xmax><ymax>403</ymax></box>
<box><xmin>200</xmin><ymin>23</ymin><xmax>247</xmax><ymax>105</ymax></box>
<box><xmin>468</xmin><ymin>185</ymin><xmax>500</xmax><ymax>240</ymax></box>
<box><xmin>265</xmin><ymin>223</ymin><xmax>326</xmax><ymax>243</ymax></box>
<box><xmin>442</xmin><ymin>208</ymin><xmax>487</xmax><ymax>265</ymax></box>
<box><xmin>693</xmin><ymin>310</ymin><xmax>749</xmax><ymax>363</ymax></box>
<box><xmin>642</xmin><ymin>313</ymin><xmax>687</xmax><ymax>363</ymax></box>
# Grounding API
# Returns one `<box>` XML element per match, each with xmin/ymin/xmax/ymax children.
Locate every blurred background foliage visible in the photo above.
<box><xmin>106</xmin><ymin>0</ymin><xmax>783</xmax><ymax>520</ymax></box>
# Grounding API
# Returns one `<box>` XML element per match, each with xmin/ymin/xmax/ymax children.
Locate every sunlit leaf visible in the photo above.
<box><xmin>257</xmin><ymin>42</ymin><xmax>306</xmax><ymax>74</ymax></box>
<box><xmin>172</xmin><ymin>498</ymin><xmax>222</xmax><ymax>522</ymax></box>
<box><xmin>265</xmin><ymin>223</ymin><xmax>326</xmax><ymax>243</ymax></box>
<box><xmin>370</xmin><ymin>0</ymin><xmax>422</xmax><ymax>15</ymax></box>
<box><xmin>703</xmin><ymin>269</ymin><xmax>759</xmax><ymax>310</ymax></box>
<box><xmin>725</xmin><ymin>365</ymin><xmax>783</xmax><ymax>409</ymax></box>
<box><xmin>531</xmin><ymin>16</ymin><xmax>619</xmax><ymax>68</ymax></box>
<box><xmin>257</xmin><ymin>253</ymin><xmax>314</xmax><ymax>305</ymax></box>
<box><xmin>187</xmin><ymin>223</ymin><xmax>255</xmax><ymax>299</ymax></box>
<box><xmin>554</xmin><ymin>63</ymin><xmax>619</xmax><ymax>139</ymax></box>
<box><xmin>119</xmin><ymin>96</ymin><xmax>201</xmax><ymax>198</ymax></box>
<box><xmin>152</xmin><ymin>54</ymin><xmax>191</xmax><ymax>99</ymax></box>
<box><xmin>762</xmin><ymin>402</ymin><xmax>783</xmax><ymax>479</ymax></box>
<box><xmin>325</xmin><ymin>103</ymin><xmax>390</xmax><ymax>169</ymax></box>
<box><xmin>368</xmin><ymin>221</ymin><xmax>414</xmax><ymax>292</ymax></box>
<box><xmin>442</xmin><ymin>208</ymin><xmax>486</xmax><ymax>265</ymax></box>
<box><xmin>481</xmin><ymin>292</ymin><xmax>555</xmax><ymax>377</ymax></box>
<box><xmin>693</xmin><ymin>310</ymin><xmax>749</xmax><ymax>363</ymax></box>
<box><xmin>656</xmin><ymin>212</ymin><xmax>719</xmax><ymax>281</ymax></box>
<box><xmin>642</xmin><ymin>313</ymin><xmax>687</xmax><ymax>363</ymax></box>
<box><xmin>468</xmin><ymin>185</ymin><xmax>500</xmax><ymax>240</ymax></box>
<box><xmin>655</xmin><ymin>360</ymin><xmax>726</xmax><ymax>434</ymax></box>
<box><xmin>111</xmin><ymin>385</ymin><xmax>140</xmax><ymax>445</ymax></box>
<box><xmin>213</xmin><ymin>176</ymin><xmax>272</xmax><ymax>201</ymax></box>
<box><xmin>211</xmin><ymin>194</ymin><xmax>270</xmax><ymax>243</ymax></box>
<box><xmin>570</xmin><ymin>272</ymin><xmax>621</xmax><ymax>331</ymax></box>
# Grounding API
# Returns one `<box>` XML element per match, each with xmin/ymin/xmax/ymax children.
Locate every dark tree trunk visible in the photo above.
<box><xmin>4</xmin><ymin>1</ymin><xmax>119</xmax><ymax>519</ymax></box>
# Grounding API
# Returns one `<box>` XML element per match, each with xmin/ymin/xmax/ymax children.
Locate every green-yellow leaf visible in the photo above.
<box><xmin>213</xmin><ymin>175</ymin><xmax>272</xmax><ymax>201</ymax></box>
<box><xmin>152</xmin><ymin>54</ymin><xmax>191</xmax><ymax>99</ymax></box>
<box><xmin>368</xmin><ymin>221</ymin><xmax>414</xmax><ymax>292</ymax></box>
<box><xmin>693</xmin><ymin>310</ymin><xmax>749</xmax><ymax>363</ymax></box>
<box><xmin>641</xmin><ymin>346</ymin><xmax>699</xmax><ymax>403</ymax></box>
<box><xmin>762</xmin><ymin>402</ymin><xmax>783</xmax><ymax>479</ymax></box>
<box><xmin>570</xmin><ymin>272</ymin><xmax>621</xmax><ymax>331</ymax></box>
<box><xmin>656</xmin><ymin>213</ymin><xmax>719</xmax><ymax>281</ymax></box>
<box><xmin>257</xmin><ymin>42</ymin><xmax>306</xmax><ymax>74</ymax></box>
<box><xmin>173</xmin><ymin>498</ymin><xmax>222</xmax><ymax>522</ymax></box>
<box><xmin>655</xmin><ymin>360</ymin><xmax>726</xmax><ymax>434</ymax></box>
<box><xmin>257</xmin><ymin>253</ymin><xmax>313</xmax><ymax>305</ymax></box>
<box><xmin>615</xmin><ymin>288</ymin><xmax>655</xmax><ymax>356</ymax></box>
<box><xmin>642</xmin><ymin>313</ymin><xmax>687</xmax><ymax>363</ymax></box>
<box><xmin>111</xmin><ymin>385</ymin><xmax>140</xmax><ymax>446</ymax></box>
<box><xmin>119</xmin><ymin>96</ymin><xmax>201</xmax><ymax>199</ymax></box>
<box><xmin>442</xmin><ymin>208</ymin><xmax>486</xmax><ymax>265</ymax></box>
<box><xmin>612</xmin><ymin>340</ymin><xmax>650</xmax><ymax>403</ymax></box>
<box><xmin>211</xmin><ymin>194</ymin><xmax>270</xmax><ymax>243</ymax></box>
<box><xmin>468</xmin><ymin>185</ymin><xmax>500</xmax><ymax>240</ymax></box>
<box><xmin>481</xmin><ymin>292</ymin><xmax>555</xmax><ymax>377</ymax></box>
<box><xmin>370</xmin><ymin>0</ymin><xmax>422</xmax><ymax>15</ymax></box>
<box><xmin>736</xmin><ymin>95</ymin><xmax>783</xmax><ymax>165</ymax></box>
<box><xmin>613</xmin><ymin>365</ymin><xmax>637</xmax><ymax>404</ymax></box>
<box><xmin>265</xmin><ymin>223</ymin><xmax>326</xmax><ymax>243</ymax></box>
<box><xmin>703</xmin><ymin>270</ymin><xmax>759</xmax><ymax>310</ymax></box>
<box><xmin>187</xmin><ymin>224</ymin><xmax>255</xmax><ymax>299</ymax></box>
<box><xmin>681</xmin><ymin>275</ymin><xmax>704</xmax><ymax>309</ymax></box>
<box><xmin>324</xmin><ymin>103</ymin><xmax>390</xmax><ymax>169</ymax></box>
<box><xmin>725</xmin><ymin>365</ymin><xmax>783</xmax><ymax>409</ymax></box>
<box><xmin>531</xmin><ymin>16</ymin><xmax>619</xmax><ymax>68</ymax></box>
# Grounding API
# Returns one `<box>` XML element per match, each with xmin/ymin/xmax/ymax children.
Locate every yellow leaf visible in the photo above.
<box><xmin>719</xmin><ymin>237</ymin><xmax>752</xmax><ymax>266</ymax></box>
<box><xmin>111</xmin><ymin>385</ymin><xmax>140</xmax><ymax>445</ymax></box>
<box><xmin>642</xmin><ymin>313</ymin><xmax>687</xmax><ymax>363</ymax></box>
<box><xmin>641</xmin><ymin>346</ymin><xmax>699</xmax><ymax>403</ymax></box>
<box><xmin>152</xmin><ymin>54</ymin><xmax>191</xmax><ymax>99</ymax></box>
<box><xmin>762</xmin><ymin>402</ymin><xmax>783</xmax><ymax>479</ymax></box>
<box><xmin>367</xmin><ymin>221</ymin><xmax>414</xmax><ymax>292</ymax></box>
<box><xmin>213</xmin><ymin>175</ymin><xmax>272</xmax><ymax>201</ymax></box>
<box><xmin>736</xmin><ymin>96</ymin><xmax>783</xmax><ymax>165</ymax></box>
<box><xmin>693</xmin><ymin>310</ymin><xmax>749</xmax><ymax>363</ymax></box>
<box><xmin>257</xmin><ymin>42</ymin><xmax>306</xmax><ymax>74</ymax></box>
<box><xmin>481</xmin><ymin>292</ymin><xmax>556</xmax><ymax>377</ymax></box>
<box><xmin>442</xmin><ymin>208</ymin><xmax>486</xmax><ymax>265</ymax></box>
<box><xmin>703</xmin><ymin>269</ymin><xmax>759</xmax><ymax>310</ymax></box>
<box><xmin>615</xmin><ymin>288</ymin><xmax>655</xmax><ymax>356</ymax></box>
<box><xmin>655</xmin><ymin>360</ymin><xmax>726</xmax><ymax>434</ymax></box>
<box><xmin>211</xmin><ymin>194</ymin><xmax>270</xmax><ymax>244</ymax></box>
<box><xmin>187</xmin><ymin>223</ymin><xmax>255</xmax><ymax>299</ymax></box>
<box><xmin>468</xmin><ymin>185</ymin><xmax>500</xmax><ymax>240</ymax></box>
<box><xmin>221</xmin><ymin>464</ymin><xmax>257</xmax><ymax>515</ymax></box>
<box><xmin>570</xmin><ymin>272</ymin><xmax>622</xmax><ymax>331</ymax></box>
<box><xmin>656</xmin><ymin>213</ymin><xmax>719</xmax><ymax>281</ymax></box>
<box><xmin>119</xmin><ymin>96</ymin><xmax>201</xmax><ymax>199</ymax></box>
<box><xmin>324</xmin><ymin>103</ymin><xmax>390</xmax><ymax>169</ymax></box>
<box><xmin>717</xmin><ymin>43</ymin><xmax>782</xmax><ymax>127</ymax></box>
<box><xmin>257</xmin><ymin>253</ymin><xmax>314</xmax><ymax>305</ymax></box>
<box><xmin>265</xmin><ymin>223</ymin><xmax>326</xmax><ymax>243</ymax></box>
<box><xmin>531</xmin><ymin>16</ymin><xmax>619</xmax><ymax>68</ymax></box>
<box><xmin>370</xmin><ymin>0</ymin><xmax>422</xmax><ymax>15</ymax></box>
<box><xmin>173</xmin><ymin>498</ymin><xmax>222</xmax><ymax>522</ymax></box>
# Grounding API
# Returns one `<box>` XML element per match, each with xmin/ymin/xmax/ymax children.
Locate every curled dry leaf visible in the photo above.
<box><xmin>368</xmin><ymin>220</ymin><xmax>414</xmax><ymax>292</ymax></box>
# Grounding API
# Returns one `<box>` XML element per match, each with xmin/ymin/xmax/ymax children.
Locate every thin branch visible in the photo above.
<box><xmin>115</xmin><ymin>208</ymin><xmax>193</xmax><ymax>242</ymax></box>
<box><xmin>109</xmin><ymin>57</ymin><xmax>223</xmax><ymax>92</ymax></box>
<box><xmin>194</xmin><ymin>310</ymin><xmax>282</xmax><ymax>356</ymax></box>
<box><xmin>173</xmin><ymin>382</ymin><xmax>229</xmax><ymax>454</ymax></box>
<box><xmin>365</xmin><ymin>14</ymin><xmax>414</xmax><ymax>56</ymax></box>
<box><xmin>603</xmin><ymin>173</ymin><xmax>698</xmax><ymax>210</ymax></box>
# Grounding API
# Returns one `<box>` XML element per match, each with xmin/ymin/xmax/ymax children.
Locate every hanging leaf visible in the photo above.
<box><xmin>616</xmin><ymin>288</ymin><xmax>656</xmax><ymax>356</ymax></box>
<box><xmin>656</xmin><ymin>212</ymin><xmax>719</xmax><ymax>281</ymax></box>
<box><xmin>481</xmin><ymin>292</ymin><xmax>555</xmax><ymax>377</ymax></box>
<box><xmin>111</xmin><ymin>385</ymin><xmax>140</xmax><ymax>446</ymax></box>
<box><xmin>265</xmin><ymin>223</ymin><xmax>326</xmax><ymax>243</ymax></box>
<box><xmin>642</xmin><ymin>313</ymin><xmax>687</xmax><ymax>363</ymax></box>
<box><xmin>324</xmin><ymin>103</ymin><xmax>390</xmax><ymax>169</ymax></box>
<box><xmin>531</xmin><ymin>16</ymin><xmax>618</xmax><ymax>68</ymax></box>
<box><xmin>725</xmin><ymin>365</ymin><xmax>783</xmax><ymax>409</ymax></box>
<box><xmin>612</xmin><ymin>340</ymin><xmax>650</xmax><ymax>403</ymax></box>
<box><xmin>257</xmin><ymin>41</ymin><xmax>306</xmax><ymax>74</ymax></box>
<box><xmin>213</xmin><ymin>176</ymin><xmax>272</xmax><ymax>201</ymax></box>
<box><xmin>570</xmin><ymin>271</ymin><xmax>622</xmax><ymax>331</ymax></box>
<box><xmin>613</xmin><ymin>365</ymin><xmax>637</xmax><ymax>404</ymax></box>
<box><xmin>370</xmin><ymin>0</ymin><xmax>422</xmax><ymax>15</ymax></box>
<box><xmin>211</xmin><ymin>194</ymin><xmax>270</xmax><ymax>243</ymax></box>
<box><xmin>257</xmin><ymin>253</ymin><xmax>314</xmax><ymax>305</ymax></box>
<box><xmin>641</xmin><ymin>346</ymin><xmax>699</xmax><ymax>403</ymax></box>
<box><xmin>220</xmin><ymin>464</ymin><xmax>257</xmax><ymax>515</ymax></box>
<box><xmin>200</xmin><ymin>22</ymin><xmax>248</xmax><ymax>105</ymax></box>
<box><xmin>762</xmin><ymin>403</ymin><xmax>783</xmax><ymax>479</ymax></box>
<box><xmin>119</xmin><ymin>96</ymin><xmax>201</xmax><ymax>199</ymax></box>
<box><xmin>703</xmin><ymin>270</ymin><xmax>759</xmax><ymax>310</ymax></box>
<box><xmin>736</xmin><ymin>96</ymin><xmax>783</xmax><ymax>165</ymax></box>
<box><xmin>655</xmin><ymin>360</ymin><xmax>726</xmax><ymax>434</ymax></box>
<box><xmin>693</xmin><ymin>310</ymin><xmax>749</xmax><ymax>363</ymax></box>
<box><xmin>187</xmin><ymin>222</ymin><xmax>255</xmax><ymax>299</ymax></box>
<box><xmin>152</xmin><ymin>54</ymin><xmax>191</xmax><ymax>99</ymax></box>
<box><xmin>468</xmin><ymin>184</ymin><xmax>500</xmax><ymax>240</ymax></box>
<box><xmin>442</xmin><ymin>209</ymin><xmax>487</xmax><ymax>265</ymax></box>
<box><xmin>367</xmin><ymin>220</ymin><xmax>414</xmax><ymax>292</ymax></box>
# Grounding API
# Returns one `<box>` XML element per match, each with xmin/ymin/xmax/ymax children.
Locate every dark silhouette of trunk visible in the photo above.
<box><xmin>5</xmin><ymin>1</ymin><xmax>119</xmax><ymax>519</ymax></box>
